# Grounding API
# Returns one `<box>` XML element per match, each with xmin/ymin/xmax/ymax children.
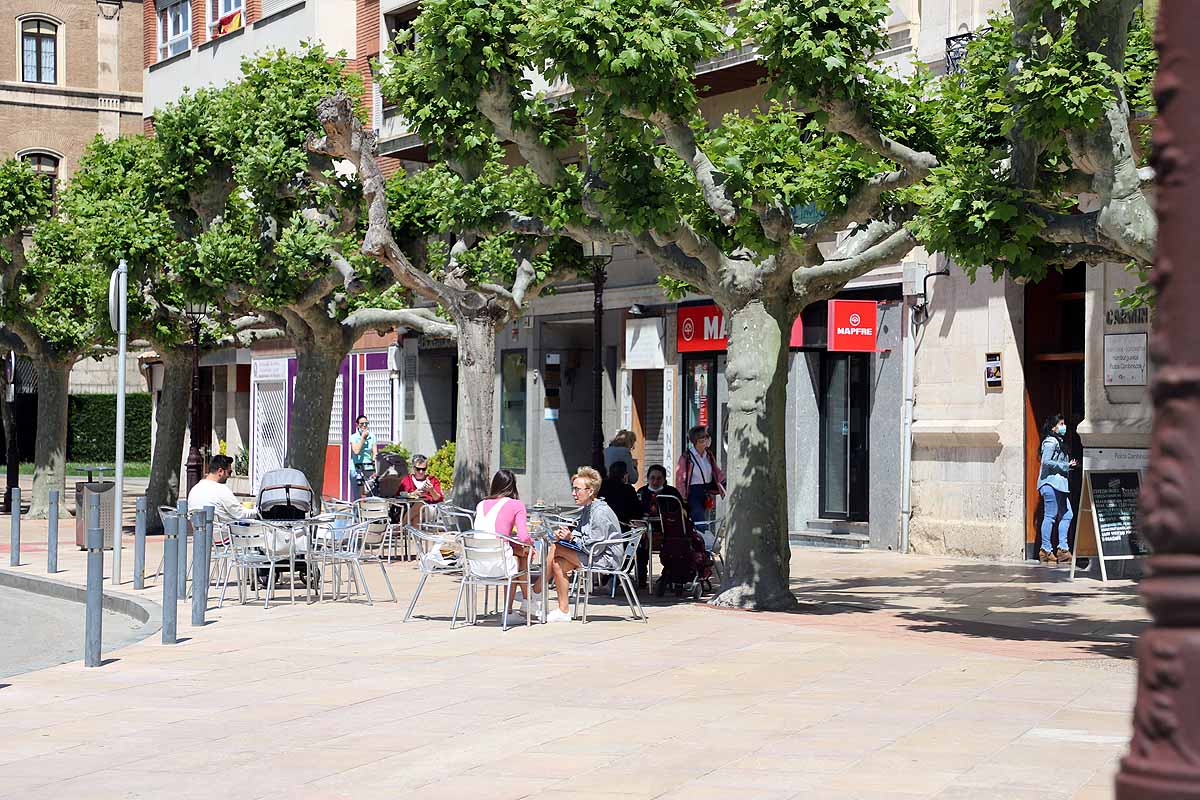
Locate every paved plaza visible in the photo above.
<box><xmin>0</xmin><ymin>511</ymin><xmax>1146</xmax><ymax>800</ymax></box>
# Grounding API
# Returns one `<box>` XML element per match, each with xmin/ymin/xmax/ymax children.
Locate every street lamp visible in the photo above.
<box><xmin>183</xmin><ymin>299</ymin><xmax>209</xmax><ymax>493</ymax></box>
<box><xmin>584</xmin><ymin>241</ymin><xmax>612</xmax><ymax>473</ymax></box>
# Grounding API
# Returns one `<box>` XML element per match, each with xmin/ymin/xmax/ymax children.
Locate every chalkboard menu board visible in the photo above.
<box><xmin>1088</xmin><ymin>471</ymin><xmax>1148</xmax><ymax>557</ymax></box>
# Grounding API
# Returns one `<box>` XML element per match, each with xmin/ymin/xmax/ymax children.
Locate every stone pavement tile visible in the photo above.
<box><xmin>568</xmin><ymin>766</ymin><xmax>706</xmax><ymax>796</ymax></box>
<box><xmin>657</xmin><ymin>782</ymin><xmax>797</xmax><ymax>800</ymax></box>
<box><xmin>401</xmin><ymin>774</ymin><xmax>561</xmax><ymax>799</ymax></box>
<box><xmin>935</xmin><ymin>786</ymin><xmax>1074</xmax><ymax>800</ymax></box>
<box><xmin>466</xmin><ymin>750</ymin><xmax>617</xmax><ymax>779</ymax></box>
<box><xmin>521</xmin><ymin>792</ymin><xmax>649</xmax><ymax>800</ymax></box>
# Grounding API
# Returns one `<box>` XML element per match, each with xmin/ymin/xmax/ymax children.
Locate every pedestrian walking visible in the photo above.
<box><xmin>604</xmin><ymin>430</ymin><xmax>640</xmax><ymax>486</ymax></box>
<box><xmin>1037</xmin><ymin>413</ymin><xmax>1077</xmax><ymax>564</ymax></box>
<box><xmin>349</xmin><ymin>415</ymin><xmax>377</xmax><ymax>500</ymax></box>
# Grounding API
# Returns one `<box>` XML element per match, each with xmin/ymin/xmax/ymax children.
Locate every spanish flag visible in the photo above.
<box><xmin>216</xmin><ymin>9</ymin><xmax>242</xmax><ymax>36</ymax></box>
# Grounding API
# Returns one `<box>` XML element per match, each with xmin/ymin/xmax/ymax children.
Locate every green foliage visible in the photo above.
<box><xmin>0</xmin><ymin>159</ymin><xmax>53</xmax><ymax>242</ymax></box>
<box><xmin>427</xmin><ymin>440</ymin><xmax>456</xmax><ymax>490</ymax></box>
<box><xmin>66</xmin><ymin>392</ymin><xmax>153</xmax><ymax>462</ymax></box>
<box><xmin>380</xmin><ymin>442</ymin><xmax>411</xmax><ymax>459</ymax></box>
<box><xmin>528</xmin><ymin>0</ymin><xmax>726</xmax><ymax>119</ymax></box>
<box><xmin>915</xmin><ymin>7</ymin><xmax>1155</xmax><ymax>282</ymax></box>
<box><xmin>737</xmin><ymin>0</ymin><xmax>890</xmax><ymax>103</ymax></box>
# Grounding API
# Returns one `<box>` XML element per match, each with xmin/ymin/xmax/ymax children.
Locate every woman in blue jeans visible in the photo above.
<box><xmin>1038</xmin><ymin>413</ymin><xmax>1077</xmax><ymax>563</ymax></box>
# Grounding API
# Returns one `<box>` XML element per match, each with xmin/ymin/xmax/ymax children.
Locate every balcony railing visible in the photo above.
<box><xmin>945</xmin><ymin>28</ymin><xmax>989</xmax><ymax>75</ymax></box>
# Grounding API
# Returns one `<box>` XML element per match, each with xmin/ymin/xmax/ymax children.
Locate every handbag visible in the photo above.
<box><xmin>689</xmin><ymin>451</ymin><xmax>720</xmax><ymax>496</ymax></box>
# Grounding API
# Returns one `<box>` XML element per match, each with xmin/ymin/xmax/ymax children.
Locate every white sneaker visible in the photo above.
<box><xmin>546</xmin><ymin>608</ymin><xmax>572</xmax><ymax>623</ymax></box>
<box><xmin>518</xmin><ymin>597</ymin><xmax>542</xmax><ymax>616</ymax></box>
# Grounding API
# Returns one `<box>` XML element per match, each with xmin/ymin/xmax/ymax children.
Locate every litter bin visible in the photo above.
<box><xmin>75</xmin><ymin>481</ymin><xmax>116</xmax><ymax>550</ymax></box>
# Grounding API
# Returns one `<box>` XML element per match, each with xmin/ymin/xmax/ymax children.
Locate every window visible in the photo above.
<box><xmin>21</xmin><ymin>19</ymin><xmax>57</xmax><ymax>84</ymax></box>
<box><xmin>21</xmin><ymin>152</ymin><xmax>59</xmax><ymax>201</ymax></box>
<box><xmin>158</xmin><ymin>0</ymin><xmax>191</xmax><ymax>60</ymax></box>
<box><xmin>210</xmin><ymin>0</ymin><xmax>244</xmax><ymax>35</ymax></box>
<box><xmin>384</xmin><ymin>7</ymin><xmax>421</xmax><ymax>52</ymax></box>
<box><xmin>499</xmin><ymin>350</ymin><xmax>527</xmax><ymax>472</ymax></box>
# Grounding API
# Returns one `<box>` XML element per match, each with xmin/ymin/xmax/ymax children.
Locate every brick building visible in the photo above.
<box><xmin>2</xmin><ymin>0</ymin><xmax>143</xmax><ymax>184</ymax></box>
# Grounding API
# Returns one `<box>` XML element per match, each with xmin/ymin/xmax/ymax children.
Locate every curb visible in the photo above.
<box><xmin>0</xmin><ymin>568</ymin><xmax>163</xmax><ymax>637</ymax></box>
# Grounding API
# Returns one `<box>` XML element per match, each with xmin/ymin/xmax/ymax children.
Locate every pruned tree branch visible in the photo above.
<box><xmin>343</xmin><ymin>307</ymin><xmax>456</xmax><ymax>339</ymax></box>
<box><xmin>477</xmin><ymin>78</ymin><xmax>570</xmax><ymax>187</ymax></box>
<box><xmin>648</xmin><ymin>112</ymin><xmax>739</xmax><ymax>228</ymax></box>
<box><xmin>823</xmin><ymin>99</ymin><xmax>939</xmax><ymax>176</ymax></box>
<box><xmin>794</xmin><ymin>222</ymin><xmax>915</xmax><ymax>295</ymax></box>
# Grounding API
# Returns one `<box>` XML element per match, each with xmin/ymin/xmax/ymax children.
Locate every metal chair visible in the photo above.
<box><xmin>357</xmin><ymin>517</ymin><xmax>398</xmax><ymax>603</ymax></box>
<box><xmin>452</xmin><ymin>532</ymin><xmax>534</xmax><ymax>630</ymax></box>
<box><xmin>571</xmin><ymin>530</ymin><xmax>647</xmax><ymax>623</ymax></box>
<box><xmin>403</xmin><ymin>526</ymin><xmax>462</xmax><ymax>622</ymax></box>
<box><xmin>223</xmin><ymin>521</ymin><xmax>296</xmax><ymax>609</ymax></box>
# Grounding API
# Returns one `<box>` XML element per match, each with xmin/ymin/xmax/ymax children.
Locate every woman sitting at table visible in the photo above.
<box><xmin>473</xmin><ymin>469</ymin><xmax>540</xmax><ymax>616</ymax></box>
<box><xmin>546</xmin><ymin>467</ymin><xmax>623</xmax><ymax>623</ymax></box>
<box><xmin>399</xmin><ymin>454</ymin><xmax>445</xmax><ymax>503</ymax></box>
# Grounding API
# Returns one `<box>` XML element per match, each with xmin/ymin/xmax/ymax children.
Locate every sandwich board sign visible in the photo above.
<box><xmin>1070</xmin><ymin>469</ymin><xmax>1151</xmax><ymax>581</ymax></box>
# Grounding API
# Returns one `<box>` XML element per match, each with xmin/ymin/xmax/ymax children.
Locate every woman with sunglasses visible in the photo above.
<box><xmin>545</xmin><ymin>467</ymin><xmax>622</xmax><ymax>623</ymax></box>
<box><xmin>399</xmin><ymin>453</ymin><xmax>446</xmax><ymax>503</ymax></box>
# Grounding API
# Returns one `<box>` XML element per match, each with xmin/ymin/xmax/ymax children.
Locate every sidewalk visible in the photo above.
<box><xmin>0</xmin><ymin>514</ymin><xmax>1144</xmax><ymax>799</ymax></box>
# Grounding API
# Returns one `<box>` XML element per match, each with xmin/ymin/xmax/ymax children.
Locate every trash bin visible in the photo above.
<box><xmin>75</xmin><ymin>481</ymin><xmax>116</xmax><ymax>550</ymax></box>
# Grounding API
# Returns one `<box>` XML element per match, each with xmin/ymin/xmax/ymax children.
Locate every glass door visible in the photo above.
<box><xmin>819</xmin><ymin>352</ymin><xmax>870</xmax><ymax>520</ymax></box>
<box><xmin>682</xmin><ymin>355</ymin><xmax>718</xmax><ymax>445</ymax></box>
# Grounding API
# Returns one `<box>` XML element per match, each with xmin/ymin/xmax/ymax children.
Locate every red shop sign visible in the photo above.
<box><xmin>827</xmin><ymin>299</ymin><xmax>879</xmax><ymax>352</ymax></box>
<box><xmin>676</xmin><ymin>304</ymin><xmax>805</xmax><ymax>353</ymax></box>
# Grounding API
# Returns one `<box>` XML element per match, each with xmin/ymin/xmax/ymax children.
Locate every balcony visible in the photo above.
<box><xmin>945</xmin><ymin>28</ymin><xmax>989</xmax><ymax>75</ymax></box>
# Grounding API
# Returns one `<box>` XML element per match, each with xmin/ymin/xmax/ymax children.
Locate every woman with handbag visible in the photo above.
<box><xmin>674</xmin><ymin>425</ymin><xmax>726</xmax><ymax>524</ymax></box>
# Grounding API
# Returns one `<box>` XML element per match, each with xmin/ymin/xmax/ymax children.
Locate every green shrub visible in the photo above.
<box><xmin>427</xmin><ymin>440</ymin><xmax>455</xmax><ymax>492</ymax></box>
<box><xmin>67</xmin><ymin>393</ymin><xmax>153</xmax><ymax>462</ymax></box>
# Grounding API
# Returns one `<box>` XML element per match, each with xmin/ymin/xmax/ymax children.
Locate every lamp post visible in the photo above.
<box><xmin>584</xmin><ymin>242</ymin><xmax>612</xmax><ymax>473</ymax></box>
<box><xmin>1114</xmin><ymin>3</ymin><xmax>1200</xmax><ymax>796</ymax></box>
<box><xmin>183</xmin><ymin>300</ymin><xmax>208</xmax><ymax>493</ymax></box>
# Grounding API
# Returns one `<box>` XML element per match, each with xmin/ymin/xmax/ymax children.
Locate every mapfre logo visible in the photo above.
<box><xmin>681</xmin><ymin>318</ymin><xmax>695</xmax><ymax>341</ymax></box>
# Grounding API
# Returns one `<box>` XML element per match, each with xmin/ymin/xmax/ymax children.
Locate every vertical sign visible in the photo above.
<box><xmin>662</xmin><ymin>366</ymin><xmax>675</xmax><ymax>469</ymax></box>
<box><xmin>620</xmin><ymin>370</ymin><xmax>633</xmax><ymax>430</ymax></box>
<box><xmin>827</xmin><ymin>300</ymin><xmax>879</xmax><ymax>352</ymax></box>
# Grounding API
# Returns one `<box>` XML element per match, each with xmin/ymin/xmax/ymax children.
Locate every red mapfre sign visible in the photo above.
<box><xmin>827</xmin><ymin>299</ymin><xmax>879</xmax><ymax>352</ymax></box>
<box><xmin>676</xmin><ymin>304</ymin><xmax>805</xmax><ymax>353</ymax></box>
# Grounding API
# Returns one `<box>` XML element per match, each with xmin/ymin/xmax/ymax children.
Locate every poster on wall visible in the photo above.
<box><xmin>625</xmin><ymin>318</ymin><xmax>666</xmax><ymax>369</ymax></box>
<box><xmin>984</xmin><ymin>352</ymin><xmax>1003</xmax><ymax>389</ymax></box>
<box><xmin>1103</xmin><ymin>332</ymin><xmax>1148</xmax><ymax>386</ymax></box>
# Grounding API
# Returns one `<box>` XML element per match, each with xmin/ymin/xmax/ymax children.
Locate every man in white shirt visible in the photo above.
<box><xmin>186</xmin><ymin>455</ymin><xmax>250</xmax><ymax>523</ymax></box>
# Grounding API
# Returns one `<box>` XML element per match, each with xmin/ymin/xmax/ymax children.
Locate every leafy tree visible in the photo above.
<box><xmin>0</xmin><ymin>159</ymin><xmax>109</xmax><ymax>517</ymax></box>
<box><xmin>149</xmin><ymin>45</ymin><xmax>453</xmax><ymax>494</ymax></box>
<box><xmin>913</xmin><ymin>0</ymin><xmax>1156</xmax><ymax>290</ymax></box>
<box><xmin>311</xmin><ymin>103</ymin><xmax>589</xmax><ymax>505</ymax></box>
<box><xmin>334</xmin><ymin>0</ymin><xmax>939</xmax><ymax>609</ymax></box>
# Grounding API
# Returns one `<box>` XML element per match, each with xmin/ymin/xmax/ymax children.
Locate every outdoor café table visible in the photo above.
<box><xmin>528</xmin><ymin>508</ymin><xmax>581</xmax><ymax>624</ymax></box>
<box><xmin>386</xmin><ymin>495</ymin><xmax>427</xmax><ymax>558</ymax></box>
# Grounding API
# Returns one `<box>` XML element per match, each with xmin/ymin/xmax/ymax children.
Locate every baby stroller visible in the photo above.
<box><xmin>653</xmin><ymin>493</ymin><xmax>714</xmax><ymax>600</ymax></box>
<box><xmin>256</xmin><ymin>468</ymin><xmax>315</xmax><ymax>588</ymax></box>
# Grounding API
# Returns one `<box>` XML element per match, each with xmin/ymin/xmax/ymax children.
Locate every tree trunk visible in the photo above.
<box><xmin>451</xmin><ymin>313</ymin><xmax>500</xmax><ymax>508</ymax></box>
<box><xmin>711</xmin><ymin>298</ymin><xmax>799</xmax><ymax>611</ymax></box>
<box><xmin>287</xmin><ymin>344</ymin><xmax>347</xmax><ymax>498</ymax></box>
<box><xmin>144</xmin><ymin>349</ymin><xmax>191</xmax><ymax>533</ymax></box>
<box><xmin>28</xmin><ymin>357</ymin><xmax>71</xmax><ymax>519</ymax></box>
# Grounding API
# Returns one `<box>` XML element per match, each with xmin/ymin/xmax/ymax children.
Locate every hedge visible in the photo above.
<box><xmin>67</xmin><ymin>393</ymin><xmax>153</xmax><ymax>462</ymax></box>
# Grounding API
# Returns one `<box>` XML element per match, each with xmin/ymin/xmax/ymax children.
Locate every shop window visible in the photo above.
<box><xmin>499</xmin><ymin>350</ymin><xmax>527</xmax><ymax>472</ymax></box>
<box><xmin>21</xmin><ymin>18</ymin><xmax>57</xmax><ymax>84</ymax></box>
<box><xmin>682</xmin><ymin>355</ymin><xmax>718</xmax><ymax>446</ymax></box>
<box><xmin>158</xmin><ymin>0</ymin><xmax>191</xmax><ymax>61</ymax></box>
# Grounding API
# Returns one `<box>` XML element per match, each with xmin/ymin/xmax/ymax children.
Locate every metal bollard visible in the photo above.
<box><xmin>162</xmin><ymin>513</ymin><xmax>178</xmax><ymax>645</ymax></box>
<box><xmin>175</xmin><ymin>499</ymin><xmax>188</xmax><ymax>599</ymax></box>
<box><xmin>133</xmin><ymin>496</ymin><xmax>147</xmax><ymax>590</ymax></box>
<box><xmin>84</xmin><ymin>493</ymin><xmax>103</xmax><ymax>667</ymax></box>
<box><xmin>9</xmin><ymin>486</ymin><xmax>20</xmax><ymax>566</ymax></box>
<box><xmin>47</xmin><ymin>489</ymin><xmax>59</xmax><ymax>574</ymax></box>
<box><xmin>190</xmin><ymin>509</ymin><xmax>208</xmax><ymax>627</ymax></box>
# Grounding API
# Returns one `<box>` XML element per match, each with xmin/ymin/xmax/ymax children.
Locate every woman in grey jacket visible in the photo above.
<box><xmin>546</xmin><ymin>467</ymin><xmax>623</xmax><ymax>623</ymax></box>
<box><xmin>1037</xmin><ymin>413</ymin><xmax>1077</xmax><ymax>563</ymax></box>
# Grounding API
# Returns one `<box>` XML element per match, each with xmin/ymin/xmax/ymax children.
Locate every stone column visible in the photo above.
<box><xmin>96</xmin><ymin>1</ymin><xmax>123</xmax><ymax>139</ymax></box>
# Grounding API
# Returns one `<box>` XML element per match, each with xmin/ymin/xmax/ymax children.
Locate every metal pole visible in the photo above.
<box><xmin>161</xmin><ymin>513</ymin><xmax>178</xmax><ymax>645</ymax></box>
<box><xmin>47</xmin><ymin>489</ymin><xmax>58</xmax><ymax>573</ymax></box>
<box><xmin>176</xmin><ymin>499</ymin><xmax>188</xmax><ymax>598</ymax></box>
<box><xmin>8</xmin><ymin>485</ymin><xmax>19</xmax><ymax>566</ymax></box>
<box><xmin>190</xmin><ymin>509</ymin><xmax>208</xmax><ymax>626</ymax></box>
<box><xmin>185</xmin><ymin>321</ymin><xmax>204</xmax><ymax>493</ymax></box>
<box><xmin>84</xmin><ymin>492</ymin><xmax>103</xmax><ymax>667</ymax></box>
<box><xmin>592</xmin><ymin>261</ymin><xmax>608</xmax><ymax>472</ymax></box>
<box><xmin>1115</xmin><ymin>5</ymin><xmax>1200</xmax><ymax>796</ymax></box>
<box><xmin>133</xmin><ymin>495</ymin><xmax>146</xmax><ymax>589</ymax></box>
<box><xmin>111</xmin><ymin>259</ymin><xmax>128</xmax><ymax>585</ymax></box>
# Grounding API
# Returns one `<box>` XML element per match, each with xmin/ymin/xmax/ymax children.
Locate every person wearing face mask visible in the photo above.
<box><xmin>1037</xmin><ymin>413</ymin><xmax>1078</xmax><ymax>564</ymax></box>
<box><xmin>636</xmin><ymin>464</ymin><xmax>686</xmax><ymax>589</ymax></box>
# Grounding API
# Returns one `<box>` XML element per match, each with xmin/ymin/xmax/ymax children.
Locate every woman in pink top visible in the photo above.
<box><xmin>473</xmin><ymin>469</ymin><xmax>539</xmax><ymax>615</ymax></box>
